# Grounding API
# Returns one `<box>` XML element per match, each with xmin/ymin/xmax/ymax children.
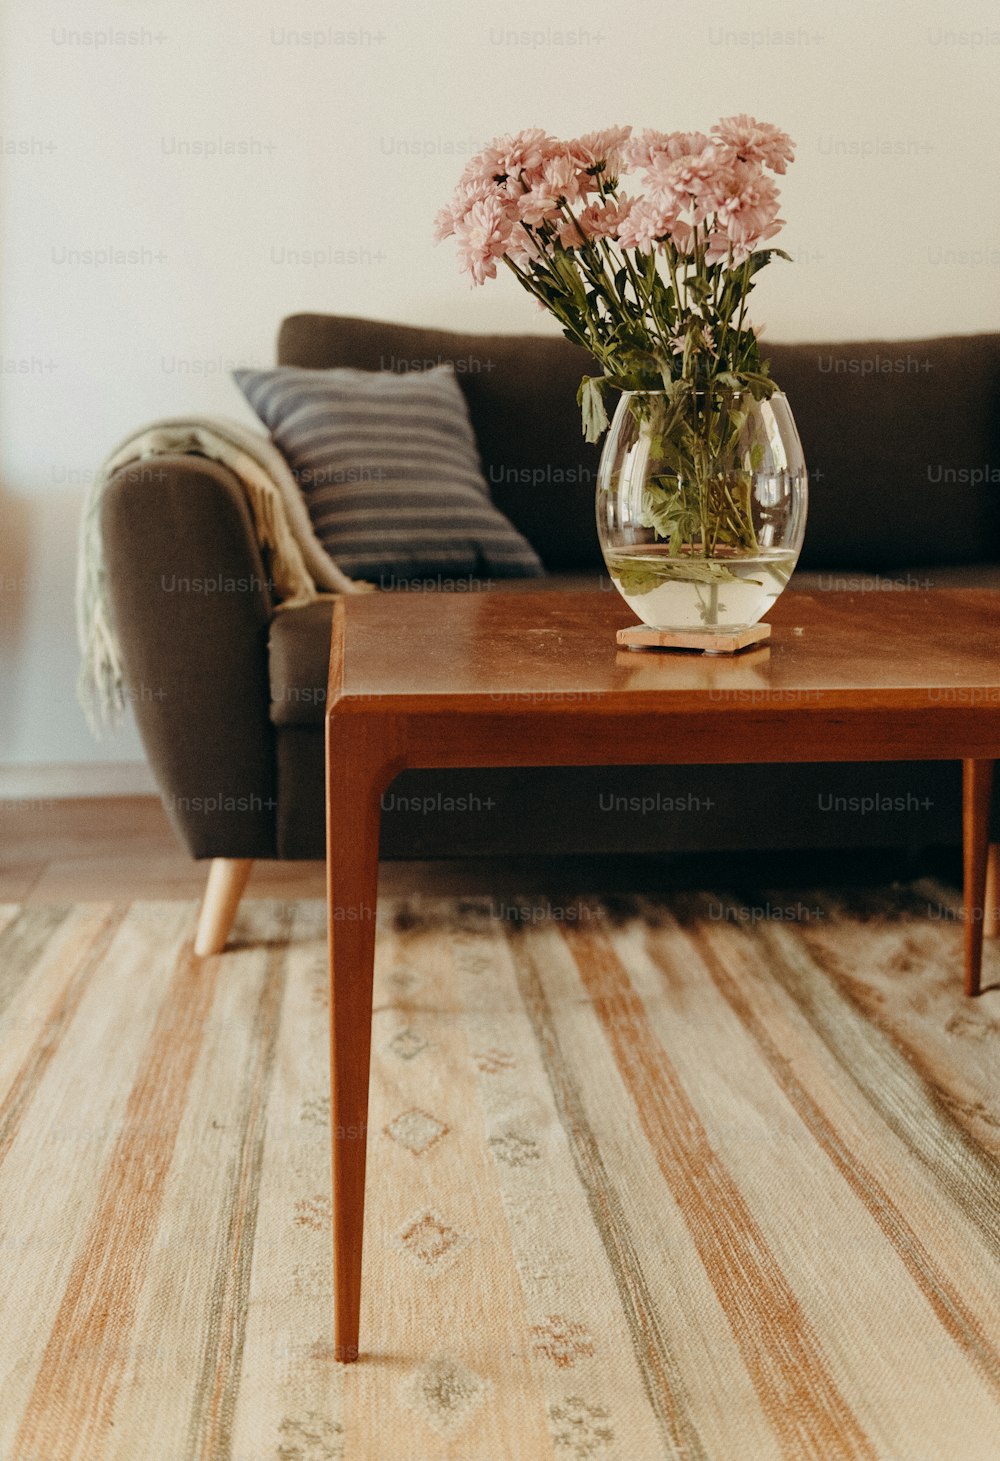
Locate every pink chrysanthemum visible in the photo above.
<box><xmin>713</xmin><ymin>165</ymin><xmax>783</xmax><ymax>253</ymax></box>
<box><xmin>454</xmin><ymin>195</ymin><xmax>515</xmax><ymax>284</ymax></box>
<box><xmin>671</xmin><ymin>321</ymin><xmax>716</xmax><ymax>355</ymax></box>
<box><xmin>460</xmin><ymin>128</ymin><xmax>560</xmax><ymax>191</ymax></box>
<box><xmin>712</xmin><ymin>115</ymin><xmax>795</xmax><ymax>174</ymax></box>
<box><xmin>516</xmin><ymin>153</ymin><xmax>585</xmax><ymax>226</ymax></box>
<box><xmin>622</xmin><ymin>129</ymin><xmax>667</xmax><ymax>169</ymax></box>
<box><xmin>643</xmin><ymin>148</ymin><xmax>720</xmax><ymax>218</ymax></box>
<box><xmin>626</xmin><ymin>129</ymin><xmax>712</xmax><ymax>169</ymax></box>
<box><xmin>576</xmin><ymin>194</ymin><xmax>635</xmax><ymax>242</ymax></box>
<box><xmin>434</xmin><ymin>178</ymin><xmax>501</xmax><ymax>241</ymax></box>
<box><xmin>615</xmin><ymin>197</ymin><xmax>676</xmax><ymax>253</ymax></box>
<box><xmin>569</xmin><ymin>125</ymin><xmax>633</xmax><ymax>174</ymax></box>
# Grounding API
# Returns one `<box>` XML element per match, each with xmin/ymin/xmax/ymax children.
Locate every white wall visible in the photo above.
<box><xmin>1</xmin><ymin>0</ymin><xmax>998</xmax><ymax>783</ymax></box>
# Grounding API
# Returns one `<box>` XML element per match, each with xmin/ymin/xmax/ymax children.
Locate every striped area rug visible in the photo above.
<box><xmin>0</xmin><ymin>884</ymin><xmax>998</xmax><ymax>1460</ymax></box>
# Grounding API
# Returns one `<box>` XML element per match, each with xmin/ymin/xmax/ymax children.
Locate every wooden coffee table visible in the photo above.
<box><xmin>325</xmin><ymin>586</ymin><xmax>999</xmax><ymax>1360</ymax></box>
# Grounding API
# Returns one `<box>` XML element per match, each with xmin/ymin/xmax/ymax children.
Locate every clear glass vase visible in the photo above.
<box><xmin>597</xmin><ymin>388</ymin><xmax>808</xmax><ymax>633</ymax></box>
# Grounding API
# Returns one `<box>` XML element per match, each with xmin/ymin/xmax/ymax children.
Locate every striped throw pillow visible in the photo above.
<box><xmin>233</xmin><ymin>364</ymin><xmax>543</xmax><ymax>583</ymax></box>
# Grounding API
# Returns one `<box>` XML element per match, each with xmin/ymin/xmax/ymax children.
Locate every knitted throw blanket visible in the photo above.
<box><xmin>76</xmin><ymin>416</ymin><xmax>362</xmax><ymax>733</ymax></box>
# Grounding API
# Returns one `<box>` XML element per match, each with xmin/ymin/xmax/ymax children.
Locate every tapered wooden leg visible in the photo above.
<box><xmin>962</xmin><ymin>761</ymin><xmax>994</xmax><ymax>996</ymax></box>
<box><xmin>194</xmin><ymin>858</ymin><xmax>253</xmax><ymax>956</ymax></box>
<box><xmin>985</xmin><ymin>843</ymin><xmax>999</xmax><ymax>940</ymax></box>
<box><xmin>327</xmin><ymin>712</ymin><xmax>405</xmax><ymax>1362</ymax></box>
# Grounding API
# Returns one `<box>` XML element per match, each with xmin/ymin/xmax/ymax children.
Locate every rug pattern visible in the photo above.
<box><xmin>0</xmin><ymin>883</ymin><xmax>997</xmax><ymax>1460</ymax></box>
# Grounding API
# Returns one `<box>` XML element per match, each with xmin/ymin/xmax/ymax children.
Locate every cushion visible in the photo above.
<box><xmin>279</xmin><ymin>315</ymin><xmax>606</xmax><ymax>570</ymax></box>
<box><xmin>233</xmin><ymin>364</ymin><xmax>543</xmax><ymax>583</ymax></box>
<box><xmin>278</xmin><ymin>315</ymin><xmax>1000</xmax><ymax>572</ymax></box>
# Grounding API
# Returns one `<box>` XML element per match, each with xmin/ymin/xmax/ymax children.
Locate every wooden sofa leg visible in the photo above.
<box><xmin>986</xmin><ymin>843</ymin><xmax>999</xmax><ymax>940</ymax></box>
<box><xmin>194</xmin><ymin>858</ymin><xmax>254</xmax><ymax>956</ymax></box>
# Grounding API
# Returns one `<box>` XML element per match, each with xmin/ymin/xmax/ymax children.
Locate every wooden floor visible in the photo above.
<box><xmin>0</xmin><ymin>795</ymin><xmax>966</xmax><ymax>907</ymax></box>
<box><xmin>0</xmin><ymin>796</ymin><xmax>674</xmax><ymax>905</ymax></box>
<box><xmin>0</xmin><ymin>796</ymin><xmax>328</xmax><ymax>904</ymax></box>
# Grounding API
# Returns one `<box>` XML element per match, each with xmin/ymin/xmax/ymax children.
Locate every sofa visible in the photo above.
<box><xmin>101</xmin><ymin>315</ymin><xmax>1000</xmax><ymax>947</ymax></box>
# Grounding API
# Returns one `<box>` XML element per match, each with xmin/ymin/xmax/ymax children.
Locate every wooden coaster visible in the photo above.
<box><xmin>617</xmin><ymin>622</ymin><xmax>772</xmax><ymax>655</ymax></box>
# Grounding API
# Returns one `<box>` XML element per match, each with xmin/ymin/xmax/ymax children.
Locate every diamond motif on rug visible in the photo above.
<box><xmin>276</xmin><ymin>1411</ymin><xmax>344</xmax><ymax>1461</ymax></box>
<box><xmin>388</xmin><ymin>965</ymin><xmax>422</xmax><ymax>995</ymax></box>
<box><xmin>488</xmin><ymin>1130</ymin><xmax>541</xmax><ymax>1168</ymax></box>
<box><xmin>473</xmin><ymin>1046</ymin><xmax>516</xmax><ymax>1075</ymax></box>
<box><xmin>549</xmin><ymin>1396</ymin><xmax>614</xmax><ymax>1457</ymax></box>
<box><xmin>400</xmin><ymin>1354</ymin><xmax>492</xmax><ymax>1437</ymax></box>
<box><xmin>388</xmin><ymin>1026</ymin><xmax>429</xmax><ymax>1061</ymax></box>
<box><xmin>393</xmin><ymin>1209</ymin><xmax>470</xmax><ymax>1271</ymax></box>
<box><xmin>294</xmin><ymin>1194</ymin><xmax>332</xmax><ymax>1232</ymax></box>
<box><xmin>299</xmin><ymin>1095</ymin><xmax>329</xmax><ymax>1127</ymax></box>
<box><xmin>384</xmin><ymin>1107</ymin><xmax>448</xmax><ymax>1155</ymax></box>
<box><xmin>291</xmin><ymin>1260</ymin><xmax>328</xmax><ymax>1297</ymax></box>
<box><xmin>531</xmin><ymin>1315</ymin><xmax>596</xmax><ymax>1368</ymax></box>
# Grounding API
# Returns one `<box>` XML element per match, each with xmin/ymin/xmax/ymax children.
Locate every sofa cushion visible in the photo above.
<box><xmin>279</xmin><ymin>314</ymin><xmax>606</xmax><ymax>570</ymax></box>
<box><xmin>279</xmin><ymin>315</ymin><xmax>1000</xmax><ymax>572</ymax></box>
<box><xmin>234</xmin><ymin>363</ymin><xmax>543</xmax><ymax>582</ymax></box>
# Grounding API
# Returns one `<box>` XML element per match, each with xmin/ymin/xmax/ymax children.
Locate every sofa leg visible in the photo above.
<box><xmin>194</xmin><ymin>858</ymin><xmax>254</xmax><ymax>956</ymax></box>
<box><xmin>986</xmin><ymin>843</ymin><xmax>999</xmax><ymax>940</ymax></box>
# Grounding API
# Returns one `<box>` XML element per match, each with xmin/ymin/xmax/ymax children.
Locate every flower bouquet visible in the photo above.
<box><xmin>437</xmin><ymin>120</ymin><xmax>809</xmax><ymax>633</ymax></box>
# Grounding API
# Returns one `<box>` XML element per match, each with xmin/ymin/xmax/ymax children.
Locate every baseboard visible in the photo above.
<box><xmin>0</xmin><ymin>762</ymin><xmax>158</xmax><ymax>800</ymax></box>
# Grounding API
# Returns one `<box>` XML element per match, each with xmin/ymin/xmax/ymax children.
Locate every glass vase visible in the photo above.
<box><xmin>597</xmin><ymin>388</ymin><xmax>808</xmax><ymax>633</ymax></box>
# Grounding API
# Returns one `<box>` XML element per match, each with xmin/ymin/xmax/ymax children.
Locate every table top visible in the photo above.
<box><xmin>325</xmin><ymin>585</ymin><xmax>1000</xmax><ymax>775</ymax></box>
<box><xmin>326</xmin><ymin>585</ymin><xmax>1000</xmax><ymax>714</ymax></box>
<box><xmin>328</xmin><ymin>587</ymin><xmax>1000</xmax><ymax>717</ymax></box>
<box><xmin>326</xmin><ymin>585</ymin><xmax>1000</xmax><ymax>728</ymax></box>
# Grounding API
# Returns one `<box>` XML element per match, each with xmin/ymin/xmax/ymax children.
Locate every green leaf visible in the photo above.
<box><xmin>577</xmin><ymin>375</ymin><xmax>610</xmax><ymax>443</ymax></box>
<box><xmin>609</xmin><ymin>556</ymin><xmax>760</xmax><ymax>591</ymax></box>
<box><xmin>713</xmin><ymin>371</ymin><xmax>743</xmax><ymax>393</ymax></box>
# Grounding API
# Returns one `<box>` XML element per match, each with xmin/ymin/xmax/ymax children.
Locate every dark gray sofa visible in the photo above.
<box><xmin>102</xmin><ymin>316</ymin><xmax>1000</xmax><ymax>884</ymax></box>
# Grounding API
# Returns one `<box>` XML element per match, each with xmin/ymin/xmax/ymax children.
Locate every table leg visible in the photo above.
<box><xmin>326</xmin><ymin>713</ymin><xmax>405</xmax><ymax>1361</ymax></box>
<box><xmin>962</xmin><ymin>759</ymin><xmax>994</xmax><ymax>997</ymax></box>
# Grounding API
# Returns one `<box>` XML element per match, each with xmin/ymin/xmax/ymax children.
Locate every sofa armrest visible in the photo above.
<box><xmin>101</xmin><ymin>454</ymin><xmax>278</xmax><ymax>858</ymax></box>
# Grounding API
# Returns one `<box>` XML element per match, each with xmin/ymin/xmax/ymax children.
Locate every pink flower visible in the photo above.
<box><xmin>671</xmin><ymin>321</ymin><xmax>716</xmax><ymax>355</ymax></box>
<box><xmin>506</xmin><ymin>226</ymin><xmax>544</xmax><ymax>267</ymax></box>
<box><xmin>713</xmin><ymin>165</ymin><xmax>783</xmax><ymax>254</ymax></box>
<box><xmin>654</xmin><ymin>130</ymin><xmax>712</xmax><ymax>162</ymax></box>
<box><xmin>434</xmin><ymin>178</ymin><xmax>500</xmax><ymax>240</ymax></box>
<box><xmin>569</xmin><ymin>125</ymin><xmax>632</xmax><ymax>174</ymax></box>
<box><xmin>439</xmin><ymin>118</ymin><xmax>794</xmax><ymax>285</ymax></box>
<box><xmin>541</xmin><ymin>153</ymin><xmax>583</xmax><ymax>199</ymax></box>
<box><xmin>454</xmin><ymin>195</ymin><xmax>514</xmax><ymax>284</ymax></box>
<box><xmin>433</xmin><ymin>202</ymin><xmax>458</xmax><ymax>243</ymax></box>
<box><xmin>556</xmin><ymin>214</ymin><xmax>589</xmax><ymax>249</ymax></box>
<box><xmin>712</xmin><ymin>115</ymin><xmax>795</xmax><ymax>174</ymax></box>
<box><xmin>517</xmin><ymin>184</ymin><xmax>559</xmax><ymax>227</ymax></box>
<box><xmin>667</xmin><ymin>219</ymin><xmax>695</xmax><ymax>254</ymax></box>
<box><xmin>703</xmin><ymin>228</ymin><xmax>735</xmax><ymax>265</ymax></box>
<box><xmin>622</xmin><ymin>129</ymin><xmax>669</xmax><ymax>169</ymax></box>
<box><xmin>461</xmin><ymin>129</ymin><xmax>560</xmax><ymax>191</ymax></box>
<box><xmin>517</xmin><ymin>154</ymin><xmax>585</xmax><ymax>225</ymax></box>
<box><xmin>643</xmin><ymin>148</ymin><xmax>719</xmax><ymax>216</ymax></box>
<box><xmin>626</xmin><ymin>128</ymin><xmax>711</xmax><ymax>169</ymax></box>
<box><xmin>615</xmin><ymin>198</ymin><xmax>674</xmax><ymax>252</ymax></box>
<box><xmin>576</xmin><ymin>194</ymin><xmax>634</xmax><ymax>241</ymax></box>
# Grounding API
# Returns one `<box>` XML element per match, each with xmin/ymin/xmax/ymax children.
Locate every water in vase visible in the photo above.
<box><xmin>606</xmin><ymin>546</ymin><xmax>797</xmax><ymax>632</ymax></box>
